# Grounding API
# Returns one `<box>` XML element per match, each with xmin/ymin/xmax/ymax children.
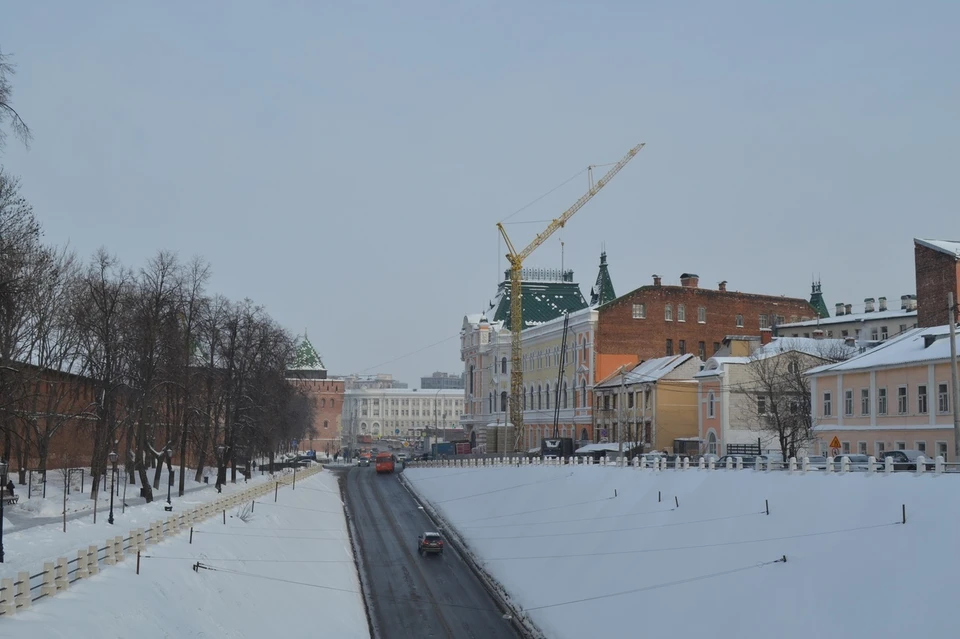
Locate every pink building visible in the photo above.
<box><xmin>806</xmin><ymin>326</ymin><xmax>958</xmax><ymax>460</ymax></box>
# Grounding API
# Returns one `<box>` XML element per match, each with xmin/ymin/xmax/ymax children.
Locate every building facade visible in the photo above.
<box><xmin>806</xmin><ymin>326</ymin><xmax>957</xmax><ymax>461</ymax></box>
<box><xmin>421</xmin><ymin>372</ymin><xmax>464</xmax><ymax>390</ymax></box>
<box><xmin>341</xmin><ymin>388</ymin><xmax>464</xmax><ymax>445</ymax></box>
<box><xmin>593</xmin><ymin>354</ymin><xmax>702</xmax><ymax>453</ymax></box>
<box><xmin>914</xmin><ymin>238</ymin><xmax>960</xmax><ymax>328</ymax></box>
<box><xmin>776</xmin><ymin>295</ymin><xmax>917</xmax><ymax>342</ymax></box>
<box><xmin>594</xmin><ymin>273</ymin><xmax>820</xmax><ymax>383</ymax></box>
<box><xmin>334</xmin><ymin>373</ymin><xmax>408</xmax><ymax>390</ymax></box>
<box><xmin>285</xmin><ymin>334</ymin><xmax>345</xmax><ymax>455</ymax></box>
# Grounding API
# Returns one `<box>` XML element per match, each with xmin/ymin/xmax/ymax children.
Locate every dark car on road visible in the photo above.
<box><xmin>417</xmin><ymin>532</ymin><xmax>444</xmax><ymax>556</ymax></box>
<box><xmin>881</xmin><ymin>449</ymin><xmax>937</xmax><ymax>471</ymax></box>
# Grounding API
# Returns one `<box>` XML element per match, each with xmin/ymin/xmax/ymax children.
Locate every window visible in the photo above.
<box><xmin>698</xmin><ymin>341</ymin><xmax>706</xmax><ymax>359</ymax></box>
<box><xmin>713</xmin><ymin>342</ymin><xmax>721</xmax><ymax>354</ymax></box>
<box><xmin>501</xmin><ymin>357</ymin><xmax>507</xmax><ymax>374</ymax></box>
<box><xmin>860</xmin><ymin>389</ymin><xmax>870</xmax><ymax>416</ymax></box>
<box><xmin>788</xmin><ymin>361</ymin><xmax>799</xmax><ymax>374</ymax></box>
<box><xmin>876</xmin><ymin>441</ymin><xmax>886</xmax><ymax>456</ymax></box>
<box><xmin>844</xmin><ymin>389</ymin><xmax>853</xmax><ymax>416</ymax></box>
<box><xmin>665</xmin><ymin>305</ymin><xmax>673</xmax><ymax>321</ymax></box>
<box><xmin>679</xmin><ymin>339</ymin><xmax>686</xmax><ymax>355</ymax></box>
<box><xmin>736</xmin><ymin>314</ymin><xmax>744</xmax><ymax>328</ymax></box>
<box><xmin>545</xmin><ymin>384</ymin><xmax>550</xmax><ymax>410</ymax></box>
<box><xmin>841</xmin><ymin>330</ymin><xmax>849</xmax><ymax>337</ymax></box>
<box><xmin>581</xmin><ymin>380</ymin><xmax>587</xmax><ymax>408</ymax></box>
<box><xmin>916</xmin><ymin>441</ymin><xmax>926</xmax><ymax>453</ymax></box>
<box><xmin>858</xmin><ymin>442</ymin><xmax>867</xmax><ymax>455</ymax></box>
<box><xmin>632</xmin><ymin>303</ymin><xmax>646</xmax><ymax>319</ymax></box>
<box><xmin>937</xmin><ymin>441</ymin><xmax>948</xmax><ymax>461</ymax></box>
<box><xmin>897</xmin><ymin>386</ymin><xmax>908</xmax><ymax>414</ymax></box>
<box><xmin>321</xmin><ymin>398</ymin><xmax>326</xmax><ymax>408</ymax></box>
<box><xmin>896</xmin><ymin>441</ymin><xmax>906</xmax><ymax>450</ymax></box>
<box><xmin>870</xmin><ymin>328</ymin><xmax>878</xmax><ymax>341</ymax></box>
<box><xmin>823</xmin><ymin>392</ymin><xmax>832</xmax><ymax>417</ymax></box>
<box><xmin>707</xmin><ymin>431</ymin><xmax>717</xmax><ymax>455</ymax></box>
<box><xmin>323</xmin><ymin>420</ymin><xmax>329</xmax><ymax>429</ymax></box>
<box><xmin>666</xmin><ymin>339</ymin><xmax>673</xmax><ymax>356</ymax></box>
<box><xmin>899</xmin><ymin>324</ymin><xmax>907</xmax><ymax>333</ymax></box>
<box><xmin>537</xmin><ymin>385</ymin><xmax>542</xmax><ymax>410</ymax></box>
<box><xmin>501</xmin><ymin>391</ymin><xmax>508</xmax><ymax>412</ymax></box>
<box><xmin>757</xmin><ymin>396</ymin><xmax>767</xmax><ymax>415</ymax></box>
<box><xmin>698</xmin><ymin>306</ymin><xmax>706</xmax><ymax>323</ymax></box>
<box><xmin>878</xmin><ymin>388</ymin><xmax>887</xmax><ymax>415</ymax></box>
<box><xmin>841</xmin><ymin>441</ymin><xmax>851</xmax><ymax>454</ymax></box>
<box><xmin>759</xmin><ymin>314</ymin><xmax>769</xmax><ymax>329</ymax></box>
<box><xmin>708</xmin><ymin>391</ymin><xmax>716</xmax><ymax>418</ymax></box>
<box><xmin>775</xmin><ymin>315</ymin><xmax>785</xmax><ymax>326</ymax></box>
<box><xmin>628</xmin><ymin>392</ymin><xmax>634</xmax><ymax>409</ymax></box>
<box><xmin>827</xmin><ymin>330</ymin><xmax>833</xmax><ymax>338</ymax></box>
<box><xmin>562</xmin><ymin>382</ymin><xmax>568</xmax><ymax>409</ymax></box>
<box><xmin>939</xmin><ymin>383</ymin><xmax>949</xmax><ymax>413</ymax></box>
<box><xmin>880</xmin><ymin>326</ymin><xmax>888</xmax><ymax>339</ymax></box>
<box><xmin>677</xmin><ymin>304</ymin><xmax>686</xmax><ymax>322</ymax></box>
<box><xmin>918</xmin><ymin>385</ymin><xmax>928</xmax><ymax>414</ymax></box>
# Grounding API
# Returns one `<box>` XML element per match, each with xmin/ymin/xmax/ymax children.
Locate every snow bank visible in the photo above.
<box><xmin>407</xmin><ymin>466</ymin><xmax>956</xmax><ymax>639</ymax></box>
<box><xmin>8</xmin><ymin>470</ymin><xmax>368</xmax><ymax>638</ymax></box>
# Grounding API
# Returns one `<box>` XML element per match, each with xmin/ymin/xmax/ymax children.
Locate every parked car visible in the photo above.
<box><xmin>881</xmin><ymin>449</ymin><xmax>936</xmax><ymax>471</ymax></box>
<box><xmin>805</xmin><ymin>455</ymin><xmax>829</xmax><ymax>470</ymax></box>
<box><xmin>417</xmin><ymin>532</ymin><xmax>444</xmax><ymax>555</ymax></box>
<box><xmin>831</xmin><ymin>454</ymin><xmax>873</xmax><ymax>471</ymax></box>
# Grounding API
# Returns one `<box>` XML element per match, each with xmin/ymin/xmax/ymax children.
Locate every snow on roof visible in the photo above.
<box><xmin>916</xmin><ymin>238</ymin><xmax>960</xmax><ymax>258</ymax></box>
<box><xmin>806</xmin><ymin>326</ymin><xmax>958</xmax><ymax>375</ymax></box>
<box><xmin>597</xmin><ymin>354</ymin><xmax>699</xmax><ymax>388</ymax></box>
<box><xmin>694</xmin><ymin>338</ymin><xmax>855</xmax><ymax>378</ymax></box>
<box><xmin>778</xmin><ymin>308</ymin><xmax>916</xmax><ymax>329</ymax></box>
<box><xmin>694</xmin><ymin>356</ymin><xmax>749</xmax><ymax>378</ymax></box>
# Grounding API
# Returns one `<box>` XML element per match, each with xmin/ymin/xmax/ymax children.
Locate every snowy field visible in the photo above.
<box><xmin>406</xmin><ymin>465</ymin><xmax>956</xmax><ymax>639</ymax></box>
<box><xmin>6</xmin><ymin>470</ymin><xmax>368</xmax><ymax>638</ymax></box>
<box><xmin>1</xmin><ymin>468</ymin><xmax>278</xmax><ymax>578</ymax></box>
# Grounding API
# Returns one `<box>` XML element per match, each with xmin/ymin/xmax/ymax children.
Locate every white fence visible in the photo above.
<box><xmin>0</xmin><ymin>465</ymin><xmax>320</xmax><ymax>617</ymax></box>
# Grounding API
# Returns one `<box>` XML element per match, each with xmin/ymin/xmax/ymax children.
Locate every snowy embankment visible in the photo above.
<box><xmin>1</xmin><ymin>470</ymin><xmax>277</xmax><ymax>579</ymax></box>
<box><xmin>406</xmin><ymin>465</ymin><xmax>956</xmax><ymax>639</ymax></box>
<box><xmin>7</xmin><ymin>470</ymin><xmax>369</xmax><ymax>638</ymax></box>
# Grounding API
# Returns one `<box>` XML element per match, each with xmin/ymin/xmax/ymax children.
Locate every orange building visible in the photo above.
<box><xmin>285</xmin><ymin>333</ymin><xmax>344</xmax><ymax>456</ymax></box>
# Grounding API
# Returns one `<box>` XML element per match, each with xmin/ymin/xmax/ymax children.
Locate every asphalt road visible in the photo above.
<box><xmin>343</xmin><ymin>466</ymin><xmax>521</xmax><ymax>639</ymax></box>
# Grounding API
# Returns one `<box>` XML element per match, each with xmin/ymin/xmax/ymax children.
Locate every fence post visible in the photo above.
<box><xmin>867</xmin><ymin>456</ymin><xmax>877</xmax><ymax>473</ymax></box>
<box><xmin>884</xmin><ymin>455</ymin><xmax>893</xmax><ymax>473</ymax></box>
<box><xmin>708</xmin><ymin>458</ymin><xmax>716</xmax><ymax>470</ymax></box>
<box><xmin>55</xmin><ymin>557</ymin><xmax>69</xmax><ymax>591</ymax></box>
<box><xmin>0</xmin><ymin>577</ymin><xmax>14</xmax><ymax>616</ymax></box>
<box><xmin>735</xmin><ymin>456</ymin><xmax>743</xmax><ymax>470</ymax></box>
<box><xmin>115</xmin><ymin>536</ymin><xmax>125</xmax><ymax>562</ymax></box>
<box><xmin>87</xmin><ymin>546</ymin><xmax>100</xmax><ymax>575</ymax></box>
<box><xmin>936</xmin><ymin>455</ymin><xmax>945</xmax><ymax>474</ymax></box>
<box><xmin>76</xmin><ymin>549</ymin><xmax>89</xmax><ymax>579</ymax></box>
<box><xmin>41</xmin><ymin>562</ymin><xmax>57</xmax><ymax>595</ymax></box>
<box><xmin>15</xmin><ymin>572</ymin><xmax>30</xmax><ymax>610</ymax></box>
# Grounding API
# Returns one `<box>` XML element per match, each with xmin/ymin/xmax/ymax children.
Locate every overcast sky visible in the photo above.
<box><xmin>2</xmin><ymin>1</ymin><xmax>958</xmax><ymax>387</ymax></box>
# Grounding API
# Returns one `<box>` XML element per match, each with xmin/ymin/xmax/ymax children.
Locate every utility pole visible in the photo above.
<box><xmin>949</xmin><ymin>293</ymin><xmax>960</xmax><ymax>461</ymax></box>
<box><xmin>618</xmin><ymin>366</ymin><xmax>625</xmax><ymax>458</ymax></box>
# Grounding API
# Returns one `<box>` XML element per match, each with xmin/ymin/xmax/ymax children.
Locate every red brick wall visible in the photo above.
<box><xmin>292</xmin><ymin>378</ymin><xmax>345</xmax><ymax>455</ymax></box>
<box><xmin>915</xmin><ymin>242</ymin><xmax>960</xmax><ymax>327</ymax></box>
<box><xmin>596</xmin><ymin>283</ymin><xmax>817</xmax><ymax>366</ymax></box>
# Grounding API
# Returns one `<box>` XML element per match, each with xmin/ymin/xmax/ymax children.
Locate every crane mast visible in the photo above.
<box><xmin>496</xmin><ymin>142</ymin><xmax>645</xmax><ymax>452</ymax></box>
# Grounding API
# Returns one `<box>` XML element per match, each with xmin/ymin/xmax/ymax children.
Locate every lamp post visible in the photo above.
<box><xmin>0</xmin><ymin>459</ymin><xmax>7</xmax><ymax>563</ymax></box>
<box><xmin>107</xmin><ymin>451</ymin><xmax>118</xmax><ymax>525</ymax></box>
<box><xmin>216</xmin><ymin>445</ymin><xmax>225</xmax><ymax>493</ymax></box>
<box><xmin>166</xmin><ymin>448</ymin><xmax>173</xmax><ymax>505</ymax></box>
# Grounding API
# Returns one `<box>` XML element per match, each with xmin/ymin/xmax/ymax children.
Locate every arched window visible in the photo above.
<box><xmin>537</xmin><ymin>385</ymin><xmax>542</xmax><ymax>410</ymax></box>
<box><xmin>581</xmin><ymin>380</ymin><xmax>587</xmax><ymax>408</ymax></box>
<box><xmin>529</xmin><ymin>386</ymin><xmax>534</xmax><ymax>409</ymax></box>
<box><xmin>708</xmin><ymin>391</ymin><xmax>716</xmax><ymax>418</ymax></box>
<box><xmin>708</xmin><ymin>431</ymin><xmax>718</xmax><ymax>455</ymax></box>
<box><xmin>330</xmin><ymin>399</ymin><xmax>335</xmax><ymax>408</ymax></box>
<box><xmin>562</xmin><ymin>382</ymin><xmax>568</xmax><ymax>409</ymax></box>
<box><xmin>321</xmin><ymin>398</ymin><xmax>326</xmax><ymax>408</ymax></box>
<box><xmin>489</xmin><ymin>392</ymin><xmax>493</xmax><ymax>414</ymax></box>
<box><xmin>469</xmin><ymin>365</ymin><xmax>475</xmax><ymax>395</ymax></box>
<box><xmin>323</xmin><ymin>420</ymin><xmax>329</xmax><ymax>429</ymax></box>
<box><xmin>545</xmin><ymin>384</ymin><xmax>551</xmax><ymax>410</ymax></box>
<box><xmin>501</xmin><ymin>391</ymin><xmax>508</xmax><ymax>412</ymax></box>
<box><xmin>501</xmin><ymin>357</ymin><xmax>507</xmax><ymax>374</ymax></box>
<box><xmin>580</xmin><ymin>427</ymin><xmax>589</xmax><ymax>441</ymax></box>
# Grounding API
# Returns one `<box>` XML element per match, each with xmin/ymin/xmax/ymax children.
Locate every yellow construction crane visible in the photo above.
<box><xmin>496</xmin><ymin>142</ymin><xmax>645</xmax><ymax>451</ymax></box>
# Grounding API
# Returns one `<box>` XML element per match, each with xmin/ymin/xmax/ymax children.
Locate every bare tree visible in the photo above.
<box><xmin>0</xmin><ymin>48</ymin><xmax>31</xmax><ymax>150</ymax></box>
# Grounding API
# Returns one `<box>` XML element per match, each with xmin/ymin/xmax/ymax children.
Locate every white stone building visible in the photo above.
<box><xmin>776</xmin><ymin>295</ymin><xmax>917</xmax><ymax>342</ymax></box>
<box><xmin>341</xmin><ymin>388</ymin><xmax>463</xmax><ymax>442</ymax></box>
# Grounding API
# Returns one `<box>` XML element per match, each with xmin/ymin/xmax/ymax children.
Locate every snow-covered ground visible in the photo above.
<box><xmin>1</xmin><ymin>468</ymin><xmax>278</xmax><ymax>579</ymax></box>
<box><xmin>406</xmin><ymin>465</ymin><xmax>956</xmax><ymax>639</ymax></box>
<box><xmin>6</xmin><ymin>470</ymin><xmax>368</xmax><ymax>638</ymax></box>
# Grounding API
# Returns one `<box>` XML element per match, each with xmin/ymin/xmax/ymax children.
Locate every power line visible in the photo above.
<box><xmin>459</xmin><ymin>506</ymin><xmax>677</xmax><ymax>529</ymax></box>
<box><xmin>468</xmin><ymin>511</ymin><xmax>764</xmax><ymax>538</ymax></box>
<box><xmin>484</xmin><ymin>521</ymin><xmax>900</xmax><ymax>561</ymax></box>
<box><xmin>458</xmin><ymin>495</ymin><xmax>617</xmax><ymax>523</ymax></box>
<box><xmin>194</xmin><ymin>530</ymin><xmax>347</xmax><ymax>541</ymax></box>
<box><xmin>499</xmin><ymin>168</ymin><xmax>589</xmax><ymax>224</ymax></box>
<box><xmin>144</xmin><ymin>555</ymin><xmax>357</xmax><ymax>563</ymax></box>
<box><xmin>524</xmin><ymin>556</ymin><xmax>786</xmax><ymax>611</ymax></box>
<box><xmin>434</xmin><ymin>473</ymin><xmax>572</xmax><ymax>504</ymax></box>
<box><xmin>353</xmin><ymin>333</ymin><xmax>461</xmax><ymax>375</ymax></box>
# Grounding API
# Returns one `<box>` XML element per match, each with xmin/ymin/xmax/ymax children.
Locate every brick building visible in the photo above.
<box><xmin>914</xmin><ymin>238</ymin><xmax>960</xmax><ymax>328</ymax></box>
<box><xmin>285</xmin><ymin>333</ymin><xmax>345</xmax><ymax>455</ymax></box>
<box><xmin>594</xmin><ymin>273</ymin><xmax>821</xmax><ymax>381</ymax></box>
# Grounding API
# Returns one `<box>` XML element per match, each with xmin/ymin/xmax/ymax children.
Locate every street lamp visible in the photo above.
<box><xmin>107</xmin><ymin>451</ymin><xmax>118</xmax><ymax>525</ymax></box>
<box><xmin>216</xmin><ymin>445</ymin><xmax>225</xmax><ymax>493</ymax></box>
<box><xmin>166</xmin><ymin>448</ymin><xmax>173</xmax><ymax>505</ymax></box>
<box><xmin>0</xmin><ymin>459</ymin><xmax>8</xmax><ymax>563</ymax></box>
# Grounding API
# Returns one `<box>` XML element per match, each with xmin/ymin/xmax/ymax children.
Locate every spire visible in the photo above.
<box><xmin>291</xmin><ymin>333</ymin><xmax>326</xmax><ymax>371</ymax></box>
<box><xmin>591</xmin><ymin>250</ymin><xmax>617</xmax><ymax>306</ymax></box>
<box><xmin>809</xmin><ymin>279</ymin><xmax>830</xmax><ymax>318</ymax></box>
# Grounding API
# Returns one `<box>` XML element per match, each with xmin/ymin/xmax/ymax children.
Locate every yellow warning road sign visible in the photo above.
<box><xmin>829</xmin><ymin>436</ymin><xmax>841</xmax><ymax>449</ymax></box>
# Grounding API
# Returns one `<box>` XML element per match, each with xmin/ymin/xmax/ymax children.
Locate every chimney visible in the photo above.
<box><xmin>680</xmin><ymin>273</ymin><xmax>699</xmax><ymax>288</ymax></box>
<box><xmin>864</xmin><ymin>297</ymin><xmax>875</xmax><ymax>313</ymax></box>
<box><xmin>879</xmin><ymin>296</ymin><xmax>887</xmax><ymax>312</ymax></box>
<box><xmin>760</xmin><ymin>328</ymin><xmax>773</xmax><ymax>345</ymax></box>
<box><xmin>835</xmin><ymin>303</ymin><xmax>844</xmax><ymax>316</ymax></box>
<box><xmin>718</xmin><ymin>280</ymin><xmax>727</xmax><ymax>292</ymax></box>
<box><xmin>813</xmin><ymin>328</ymin><xmax>825</xmax><ymax>340</ymax></box>
<box><xmin>845</xmin><ymin>303</ymin><xmax>853</xmax><ymax>315</ymax></box>
<box><xmin>907</xmin><ymin>294</ymin><xmax>917</xmax><ymax>311</ymax></box>
<box><xmin>652</xmin><ymin>274</ymin><xmax>661</xmax><ymax>287</ymax></box>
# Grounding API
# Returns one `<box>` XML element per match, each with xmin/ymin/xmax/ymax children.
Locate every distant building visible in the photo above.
<box><xmin>340</xmin><ymin>388</ymin><xmax>464</xmax><ymax>446</ymax></box>
<box><xmin>776</xmin><ymin>294</ymin><xmax>917</xmax><ymax>342</ymax></box>
<box><xmin>914</xmin><ymin>238</ymin><xmax>960</xmax><ymax>327</ymax></box>
<box><xmin>285</xmin><ymin>333</ymin><xmax>344</xmax><ymax>455</ymax></box>
<box><xmin>421</xmin><ymin>372</ymin><xmax>464</xmax><ymax>390</ymax></box>
<box><xmin>334</xmin><ymin>373</ymin><xmax>408</xmax><ymax>390</ymax></box>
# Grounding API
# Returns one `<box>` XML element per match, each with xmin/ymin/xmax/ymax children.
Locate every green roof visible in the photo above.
<box><xmin>590</xmin><ymin>251</ymin><xmax>616</xmax><ymax>306</ymax></box>
<box><xmin>491</xmin><ymin>270</ymin><xmax>588</xmax><ymax>330</ymax></box>
<box><xmin>809</xmin><ymin>281</ymin><xmax>830</xmax><ymax>318</ymax></box>
<box><xmin>290</xmin><ymin>332</ymin><xmax>326</xmax><ymax>371</ymax></box>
